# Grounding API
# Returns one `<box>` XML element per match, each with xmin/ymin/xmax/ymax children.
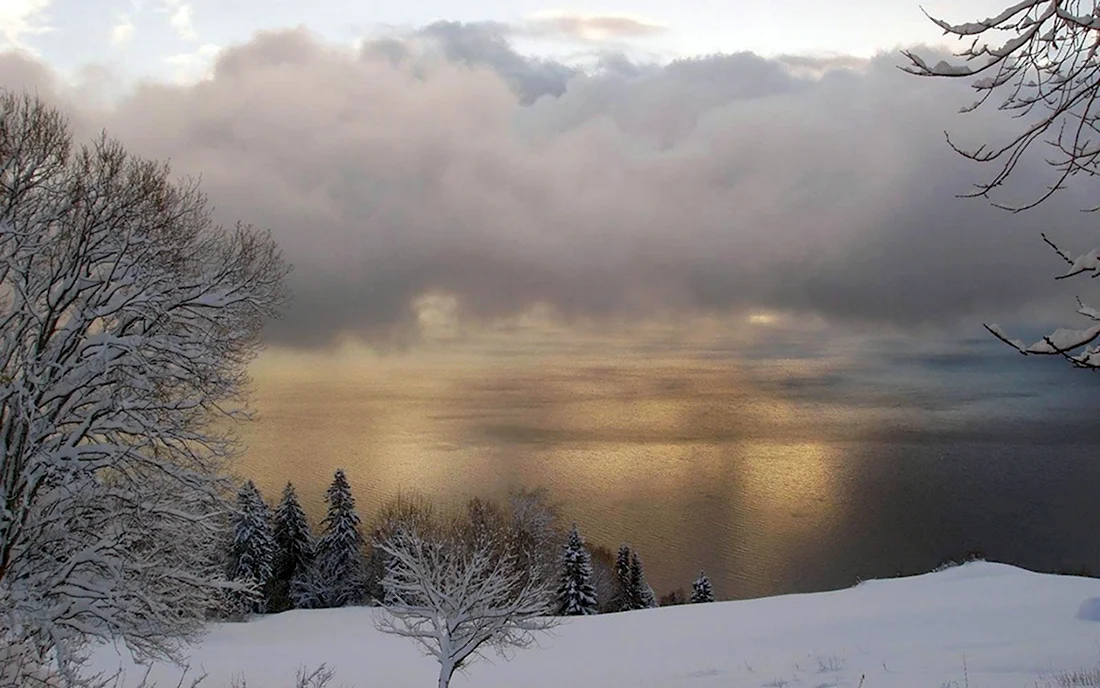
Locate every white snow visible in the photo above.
<box><xmin>94</xmin><ymin>561</ymin><xmax>1100</xmax><ymax>687</ymax></box>
<box><xmin>1061</xmin><ymin>247</ymin><xmax>1100</xmax><ymax>278</ymax></box>
<box><xmin>1027</xmin><ymin>325</ymin><xmax>1100</xmax><ymax>353</ymax></box>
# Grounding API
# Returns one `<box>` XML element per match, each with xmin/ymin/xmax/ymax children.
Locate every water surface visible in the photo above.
<box><xmin>237</xmin><ymin>332</ymin><xmax>1100</xmax><ymax>599</ymax></box>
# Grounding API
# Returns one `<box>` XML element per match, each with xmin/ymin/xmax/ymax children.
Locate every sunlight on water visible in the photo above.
<box><xmin>233</xmin><ymin>339</ymin><xmax>1100</xmax><ymax>599</ymax></box>
<box><xmin>235</xmin><ymin>345</ymin><xmax>867</xmax><ymax>598</ymax></box>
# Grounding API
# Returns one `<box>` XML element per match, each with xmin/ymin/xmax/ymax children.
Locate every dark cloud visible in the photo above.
<box><xmin>1</xmin><ymin>30</ymin><xmax>1096</xmax><ymax>349</ymax></box>
<box><xmin>363</xmin><ymin>21</ymin><xmax>578</xmax><ymax>104</ymax></box>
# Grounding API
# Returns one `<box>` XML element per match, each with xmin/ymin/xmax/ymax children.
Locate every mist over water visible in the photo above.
<box><xmin>237</xmin><ymin>331</ymin><xmax>1100</xmax><ymax>599</ymax></box>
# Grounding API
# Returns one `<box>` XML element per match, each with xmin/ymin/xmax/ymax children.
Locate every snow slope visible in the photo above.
<box><xmin>97</xmin><ymin>562</ymin><xmax>1100</xmax><ymax>687</ymax></box>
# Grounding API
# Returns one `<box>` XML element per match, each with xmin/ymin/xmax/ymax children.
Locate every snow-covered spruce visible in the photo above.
<box><xmin>615</xmin><ymin>545</ymin><xmax>634</xmax><ymax>611</ymax></box>
<box><xmin>691</xmin><ymin>571</ymin><xmax>715</xmax><ymax>603</ymax></box>
<box><xmin>614</xmin><ymin>544</ymin><xmax>656</xmax><ymax>611</ymax></box>
<box><xmin>271</xmin><ymin>481</ymin><xmax>316</xmax><ymax>611</ymax></box>
<box><xmin>295</xmin><ymin>469</ymin><xmax>367</xmax><ymax>608</ymax></box>
<box><xmin>557</xmin><ymin>524</ymin><xmax>597</xmax><ymax>616</ymax></box>
<box><xmin>0</xmin><ymin>91</ymin><xmax>288</xmax><ymax>680</ymax></box>
<box><xmin>228</xmin><ymin>481</ymin><xmax>277</xmax><ymax>614</ymax></box>
<box><xmin>631</xmin><ymin>551</ymin><xmax>658</xmax><ymax>609</ymax></box>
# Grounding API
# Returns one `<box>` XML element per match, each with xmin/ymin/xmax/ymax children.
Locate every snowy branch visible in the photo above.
<box><xmin>903</xmin><ymin>1</ymin><xmax>1100</xmax><ymax>211</ymax></box>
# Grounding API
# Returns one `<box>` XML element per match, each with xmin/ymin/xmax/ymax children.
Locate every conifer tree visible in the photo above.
<box><xmin>691</xmin><ymin>570</ymin><xmax>715</xmax><ymax>603</ymax></box>
<box><xmin>616</xmin><ymin>544</ymin><xmax>635</xmax><ymax>611</ymax></box>
<box><xmin>306</xmin><ymin>469</ymin><xmax>367</xmax><ymax>607</ymax></box>
<box><xmin>557</xmin><ymin>524</ymin><xmax>598</xmax><ymax>616</ymax></box>
<box><xmin>228</xmin><ymin>480</ymin><xmax>277</xmax><ymax>613</ymax></box>
<box><xmin>270</xmin><ymin>482</ymin><xmax>315</xmax><ymax>611</ymax></box>
<box><xmin>630</xmin><ymin>551</ymin><xmax>657</xmax><ymax>609</ymax></box>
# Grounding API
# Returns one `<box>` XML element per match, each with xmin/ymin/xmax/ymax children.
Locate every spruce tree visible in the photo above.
<box><xmin>557</xmin><ymin>524</ymin><xmax>598</xmax><ymax>616</ymax></box>
<box><xmin>691</xmin><ymin>570</ymin><xmax>715</xmax><ymax>603</ymax></box>
<box><xmin>270</xmin><ymin>481</ymin><xmax>315</xmax><ymax>611</ymax></box>
<box><xmin>228</xmin><ymin>480</ymin><xmax>277</xmax><ymax>613</ymax></box>
<box><xmin>311</xmin><ymin>468</ymin><xmax>367</xmax><ymax>607</ymax></box>
<box><xmin>630</xmin><ymin>551</ymin><xmax>657</xmax><ymax>609</ymax></box>
<box><xmin>615</xmin><ymin>544</ymin><xmax>635</xmax><ymax>611</ymax></box>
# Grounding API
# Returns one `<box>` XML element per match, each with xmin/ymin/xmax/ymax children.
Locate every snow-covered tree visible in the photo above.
<box><xmin>615</xmin><ymin>544</ymin><xmax>635</xmax><ymax>611</ymax></box>
<box><xmin>0</xmin><ymin>90</ymin><xmax>288</xmax><ymax>680</ymax></box>
<box><xmin>691</xmin><ymin>571</ymin><xmax>715</xmax><ymax>603</ymax></box>
<box><xmin>227</xmin><ymin>481</ymin><xmax>277</xmax><ymax>614</ymax></box>
<box><xmin>557</xmin><ymin>524</ymin><xmax>597</xmax><ymax>616</ymax></box>
<box><xmin>631</xmin><ymin>552</ymin><xmax>657</xmax><ymax>609</ymax></box>
<box><xmin>903</xmin><ymin>3</ymin><xmax>1100</xmax><ymax>367</ymax></box>
<box><xmin>376</xmin><ymin>513</ymin><xmax>557</xmax><ymax>688</ymax></box>
<box><xmin>366</xmin><ymin>494</ymin><xmax>436</xmax><ymax>604</ymax></box>
<box><xmin>614</xmin><ymin>544</ymin><xmax>655</xmax><ymax>611</ymax></box>
<box><xmin>270</xmin><ymin>482</ymin><xmax>315</xmax><ymax>611</ymax></box>
<box><xmin>296</xmin><ymin>469</ymin><xmax>366</xmax><ymax>608</ymax></box>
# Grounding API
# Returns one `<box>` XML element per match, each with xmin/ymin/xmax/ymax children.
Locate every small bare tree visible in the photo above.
<box><xmin>375</xmin><ymin>511</ymin><xmax>557</xmax><ymax>688</ymax></box>
<box><xmin>0</xmin><ymin>90</ymin><xmax>288</xmax><ymax>682</ymax></box>
<box><xmin>902</xmin><ymin>1</ymin><xmax>1100</xmax><ymax>367</ymax></box>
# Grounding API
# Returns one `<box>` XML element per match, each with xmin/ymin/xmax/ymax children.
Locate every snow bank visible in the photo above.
<box><xmin>96</xmin><ymin>562</ymin><xmax>1100</xmax><ymax>687</ymax></box>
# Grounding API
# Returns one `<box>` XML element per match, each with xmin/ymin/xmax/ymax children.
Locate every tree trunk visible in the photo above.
<box><xmin>438</xmin><ymin>660</ymin><xmax>454</xmax><ymax>688</ymax></box>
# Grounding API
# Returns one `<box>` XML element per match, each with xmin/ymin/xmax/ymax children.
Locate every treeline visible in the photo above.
<box><xmin>225</xmin><ymin>469</ymin><xmax>715</xmax><ymax>617</ymax></box>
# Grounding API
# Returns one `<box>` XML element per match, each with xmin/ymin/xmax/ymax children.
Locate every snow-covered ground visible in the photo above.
<box><xmin>97</xmin><ymin>562</ymin><xmax>1100</xmax><ymax>688</ymax></box>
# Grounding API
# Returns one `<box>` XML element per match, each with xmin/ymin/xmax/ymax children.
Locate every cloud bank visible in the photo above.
<box><xmin>1</xmin><ymin>24</ymin><xmax>1094</xmax><ymax>348</ymax></box>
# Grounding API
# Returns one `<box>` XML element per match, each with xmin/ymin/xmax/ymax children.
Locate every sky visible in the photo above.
<box><xmin>1</xmin><ymin>0</ymin><xmax>1097</xmax><ymax>355</ymax></box>
<box><xmin>4</xmin><ymin>1</ymin><xmax>1021</xmax><ymax>83</ymax></box>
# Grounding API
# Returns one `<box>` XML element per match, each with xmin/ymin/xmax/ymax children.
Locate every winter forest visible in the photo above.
<box><xmin>7</xmin><ymin>0</ymin><xmax>1100</xmax><ymax>686</ymax></box>
<box><xmin>227</xmin><ymin>472</ymin><xmax>714</xmax><ymax>618</ymax></box>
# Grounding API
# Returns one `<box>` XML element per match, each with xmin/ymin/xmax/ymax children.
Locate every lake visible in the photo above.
<box><xmin>236</xmin><ymin>332</ymin><xmax>1100</xmax><ymax>599</ymax></box>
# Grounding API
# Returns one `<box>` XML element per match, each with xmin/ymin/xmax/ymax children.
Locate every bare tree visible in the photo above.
<box><xmin>507</xmin><ymin>487</ymin><xmax>566</xmax><ymax>585</ymax></box>
<box><xmin>375</xmin><ymin>512</ymin><xmax>557</xmax><ymax>688</ymax></box>
<box><xmin>365</xmin><ymin>493</ymin><xmax>436</xmax><ymax>603</ymax></box>
<box><xmin>902</xmin><ymin>2</ymin><xmax>1100</xmax><ymax>367</ymax></box>
<box><xmin>586</xmin><ymin>544</ymin><xmax>621</xmax><ymax>614</ymax></box>
<box><xmin>0</xmin><ymin>90</ymin><xmax>289</xmax><ymax>682</ymax></box>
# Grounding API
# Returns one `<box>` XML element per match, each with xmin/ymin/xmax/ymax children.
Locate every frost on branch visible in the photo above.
<box><xmin>0</xmin><ymin>90</ymin><xmax>288</xmax><ymax>682</ymax></box>
<box><xmin>986</xmin><ymin>234</ymin><xmax>1100</xmax><ymax>368</ymax></box>
<box><xmin>902</xmin><ymin>1</ymin><xmax>1100</xmax><ymax>211</ymax></box>
<box><xmin>903</xmin><ymin>4</ymin><xmax>1100</xmax><ymax>370</ymax></box>
<box><xmin>375</xmin><ymin>508</ymin><xmax>557</xmax><ymax>688</ymax></box>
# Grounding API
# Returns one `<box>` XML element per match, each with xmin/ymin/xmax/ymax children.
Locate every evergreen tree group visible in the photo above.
<box><xmin>228</xmin><ymin>471</ymin><xmax>372</xmax><ymax>614</ymax></box>
<box><xmin>557</xmin><ymin>524</ymin><xmax>598</xmax><ymax>615</ymax></box>
<box><xmin>615</xmin><ymin>544</ymin><xmax>657</xmax><ymax>611</ymax></box>
<box><xmin>225</xmin><ymin>477</ymin><xmax>713</xmax><ymax>617</ymax></box>
<box><xmin>691</xmin><ymin>570</ymin><xmax>715</xmax><ymax>603</ymax></box>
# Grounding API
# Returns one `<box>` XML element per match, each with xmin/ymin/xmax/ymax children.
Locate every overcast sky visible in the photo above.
<box><xmin>2</xmin><ymin>0</ymin><xmax>1096</xmax><ymax>352</ymax></box>
<box><xmin>6</xmin><ymin>0</ymin><xmax>1020</xmax><ymax>83</ymax></box>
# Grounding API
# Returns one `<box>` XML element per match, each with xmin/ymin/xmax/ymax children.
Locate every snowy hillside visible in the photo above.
<box><xmin>98</xmin><ymin>562</ymin><xmax>1100</xmax><ymax>688</ymax></box>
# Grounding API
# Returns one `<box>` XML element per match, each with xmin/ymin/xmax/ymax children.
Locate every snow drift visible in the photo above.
<box><xmin>97</xmin><ymin>561</ymin><xmax>1100</xmax><ymax>687</ymax></box>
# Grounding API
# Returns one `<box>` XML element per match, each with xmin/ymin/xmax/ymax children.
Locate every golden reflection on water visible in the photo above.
<box><xmin>235</xmin><ymin>342</ymin><xmax>863</xmax><ymax>598</ymax></box>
